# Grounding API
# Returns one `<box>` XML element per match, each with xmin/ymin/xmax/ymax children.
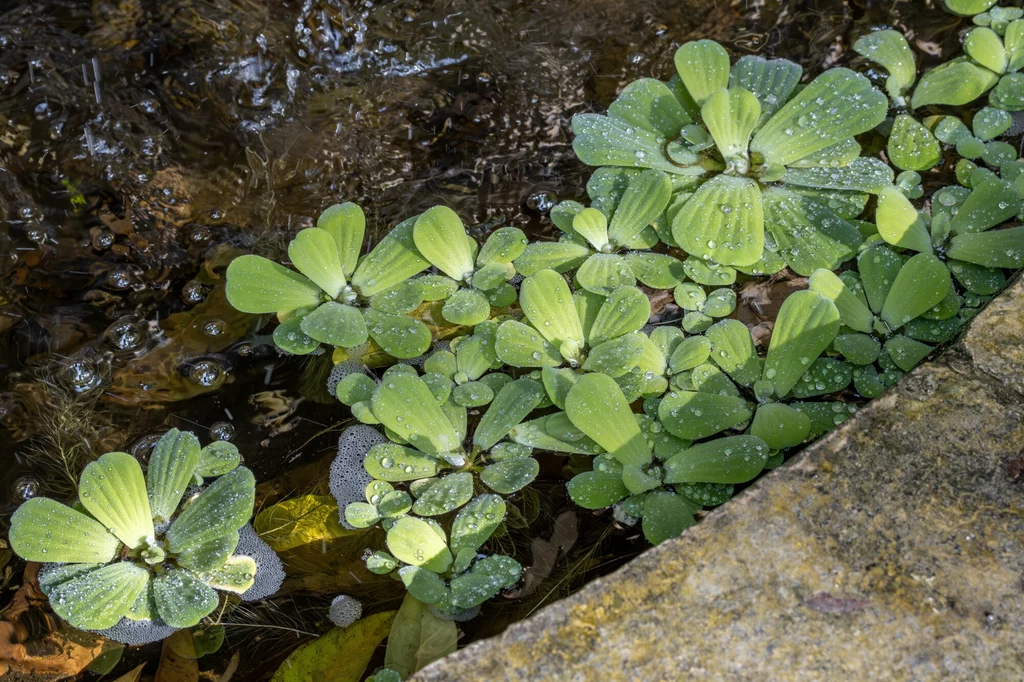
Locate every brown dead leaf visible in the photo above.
<box><xmin>112</xmin><ymin>663</ymin><xmax>147</xmax><ymax>682</ymax></box>
<box><xmin>155</xmin><ymin>637</ymin><xmax>200</xmax><ymax>682</ymax></box>
<box><xmin>509</xmin><ymin>511</ymin><xmax>578</xmax><ymax>597</ymax></box>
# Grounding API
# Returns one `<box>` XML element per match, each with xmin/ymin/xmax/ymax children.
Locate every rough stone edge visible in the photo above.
<box><xmin>413</xmin><ymin>271</ymin><xmax>1024</xmax><ymax>680</ymax></box>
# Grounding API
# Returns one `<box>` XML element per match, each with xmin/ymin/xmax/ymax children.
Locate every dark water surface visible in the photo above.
<box><xmin>0</xmin><ymin>0</ymin><xmax>977</xmax><ymax>678</ymax></box>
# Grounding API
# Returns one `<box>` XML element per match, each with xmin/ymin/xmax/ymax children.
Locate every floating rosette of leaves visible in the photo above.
<box><xmin>8</xmin><ymin>429</ymin><xmax>269</xmax><ymax>634</ymax></box>
<box><xmin>572</xmin><ymin>39</ymin><xmax>890</xmax><ymax>273</ymax></box>
<box><xmin>332</xmin><ymin>366</ymin><xmax>547</xmax><ymax>613</ymax></box>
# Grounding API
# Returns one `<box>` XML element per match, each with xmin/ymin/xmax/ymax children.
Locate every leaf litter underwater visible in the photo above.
<box><xmin>0</xmin><ymin>0</ymin><xmax>1018</xmax><ymax>680</ymax></box>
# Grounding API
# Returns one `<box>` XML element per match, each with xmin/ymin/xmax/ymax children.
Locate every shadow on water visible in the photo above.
<box><xmin>0</xmin><ymin>0</ymin><xmax>977</xmax><ymax>678</ymax></box>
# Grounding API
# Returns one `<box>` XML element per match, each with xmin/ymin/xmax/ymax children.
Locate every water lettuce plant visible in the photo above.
<box><xmin>8</xmin><ymin>430</ymin><xmax>264</xmax><ymax>632</ymax></box>
<box><xmin>572</xmin><ymin>39</ymin><xmax>890</xmax><ymax>273</ymax></box>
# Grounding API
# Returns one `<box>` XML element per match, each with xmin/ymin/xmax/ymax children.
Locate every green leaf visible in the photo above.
<box><xmin>789</xmin><ymin>138</ymin><xmax>861</xmax><ymax>169</ymax></box>
<box><xmin>447</xmin><ymin>555</ymin><xmax>522</xmax><ymax>610</ymax></box>
<box><xmin>621</xmin><ymin>253</ymin><xmax>685</xmax><ymax>288</ymax></box>
<box><xmin>514</xmin><ymin>241</ymin><xmax>592</xmax><ymax>276</ymax></box>
<box><xmin>520</xmin><ymin>269</ymin><xmax>585</xmax><ymax>350</ymax></box>
<box><xmin>705</xmin><ymin>319</ymin><xmax>760</xmax><ymax>386</ymax></box>
<box><xmin>989</xmin><ymin>72</ymin><xmax>1024</xmax><ymax>110</ymax></box>
<box><xmin>885</xmin><ymin>335</ymin><xmax>933</xmax><ymax>371</ymax></box>
<box><xmin>808</xmin><ymin>269</ymin><xmax>874</xmax><ymax>333</ymax></box>
<box><xmin>456</xmin><ymin>333</ymin><xmax>498</xmax><ymax>381</ymax></box>
<box><xmin>450</xmin><ymin>495</ymin><xmax>506</xmax><ymax>555</ymax></box>
<box><xmin>153</xmin><ymin>567</ymin><xmax>218</xmax><ymax>628</ymax></box>
<box><xmin>950</xmin><ymin>179</ymin><xmax>1021</xmax><ymax>233</ymax></box>
<box><xmin>669</xmin><ymin>336</ymin><xmax>712</xmax><ymax>374</ymax></box>
<box><xmin>762</xmin><ymin>187</ymin><xmax>862</xmax><ymax>275</ymax></box>
<box><xmin>351</xmin><ymin>218</ymin><xmax>430</xmax><ymax>297</ymax></box>
<box><xmin>763</xmin><ymin>290</ymin><xmax>840</xmax><ymax>398</ymax></box>
<box><xmin>641</xmin><ymin>492</ymin><xmax>697</xmax><ymax>545</ymax></box>
<box><xmin>147</xmin><ymin>429</ymin><xmax>201</xmax><ymax>522</ymax></box>
<box><xmin>1006</xmin><ymin>20</ymin><xmax>1024</xmax><ymax>72</ymax></box>
<box><xmin>565</xmin><ymin>374</ymin><xmax>651</xmax><ymax>470</ymax></box>
<box><xmin>588</xmin><ymin>287</ymin><xmax>650</xmax><ymax>347</ymax></box>
<box><xmin>681</xmin><ymin>258</ymin><xmax>737</xmax><ymax>286</ymax></box>
<box><xmin>567</xmin><ymin>471</ymin><xmax>630</xmax><ymax>509</ymax></box>
<box><xmin>363</xmin><ymin>309</ymin><xmax>432</xmax><ymax>359</ymax></box>
<box><xmin>400</xmin><ymin>561</ymin><xmax>448</xmax><ymax>602</ymax></box>
<box><xmin>478</xmin><ymin>227</ymin><xmax>528</xmax><ymax>265</ymax></box>
<box><xmin>570</xmin><ymin>208</ymin><xmax>608</xmax><ymax>251</ymax></box>
<box><xmin>947</xmin><ymin>226</ymin><xmax>1024</xmax><ymax>267</ymax></box>
<box><xmin>474</xmin><ymin>378</ymin><xmax>545</xmax><ymax>450</ymax></box>
<box><xmin>729</xmin><ymin>55</ymin><xmax>802</xmax><ymax>122</ymax></box>
<box><xmin>176</xmin><ymin>532</ymin><xmax>239</xmax><ymax>572</ymax></box>
<box><xmin>385</xmin><ymin>595</ymin><xmax>457</xmax><ymax>678</ymax></box>
<box><xmin>48</xmin><ymin>563</ymin><xmax>149</xmax><ymax>629</ymax></box>
<box><xmin>583</xmin><ymin>333</ymin><xmax>646</xmax><ymax>377</ymax></box>
<box><xmin>575</xmin><ymin>253</ymin><xmax>636</xmax><ymax>296</ymax></box>
<box><xmin>412</xmin><ymin>206</ymin><xmax>474</xmax><ymax>281</ymax></box>
<box><xmin>608</xmin><ymin>170</ymin><xmax>673</xmax><ymax>247</ymax></box>
<box><xmin>495</xmin><ymin>319</ymin><xmax>562</xmax><ymax>368</ymax></box>
<box><xmin>481</xmin><ymin>457</ymin><xmax>539</xmax><ymax>494</ymax></box>
<box><xmin>674</xmin><ymin>40</ymin><xmax>731</xmax><ymax>106</ymax></box>
<box><xmin>9</xmin><ymin>498</ymin><xmax>120</xmax><ymax>563</ymax></box>
<box><xmin>673</xmin><ymin>174</ymin><xmax>764</xmax><ymax>267</ymax></box>
<box><xmin>289</xmin><ymin>228</ymin><xmax>347</xmax><ymax>299</ymax></box>
<box><xmin>166</xmin><ymin>467</ymin><xmax>255</xmax><ymax>554</ymax></box>
<box><xmin>750</xmin><ymin>403</ymin><xmax>812</xmax><ymax>449</ymax></box>
<box><xmin>80</xmin><ymin>452</ymin><xmax>153</xmax><ymax>549</ymax></box>
<box><xmin>658</xmin><ymin>390</ymin><xmax>753</xmax><ymax>440</ymax></box>
<box><xmin>510</xmin><ymin>414</ymin><xmax>604</xmax><ymax>455</ymax></box>
<box><xmin>663</xmin><ymin>435</ymin><xmax>770</xmax><ymax>484</ymax></box>
<box><xmin>540</xmin><ymin>367</ymin><xmax>578</xmax><ymax>410</ymax></box>
<box><xmin>386</xmin><ymin>517</ymin><xmax>453</xmax><ymax>572</ymax></box>
<box><xmin>225</xmin><ymin>255</ymin><xmax>322</xmax><ymax>315</ymax></box>
<box><xmin>442</xmin><ymin>288</ymin><xmax>491</xmax><ymax>326</ymax></box>
<box><xmin>853</xmin><ymin>30</ymin><xmax>916</xmax><ymax>98</ymax></box>
<box><xmin>875</xmin><ymin>186</ymin><xmax>933</xmax><ymax>252</ymax></box>
<box><xmin>196</xmin><ymin>441</ymin><xmax>241</xmax><ymax>478</ymax></box>
<box><xmin>371</xmin><ymin>374</ymin><xmax>459</xmax><ymax>456</ymax></box>
<box><xmin>751</xmin><ymin>69</ymin><xmax>887</xmax><ymax>167</ymax></box>
<box><xmin>412</xmin><ymin>473</ymin><xmax>474</xmax><ymax>516</ymax></box>
<box><xmin>944</xmin><ymin>0</ymin><xmax>998</xmax><ymax>16</ymax></box>
<box><xmin>300</xmin><ymin>302</ymin><xmax>368</xmax><ymax>347</ymax></box>
<box><xmin>701</xmin><ymin>87</ymin><xmax>760</xmax><ymax>163</ymax></box>
<box><xmin>316</xmin><ymin>202</ymin><xmax>365</xmax><ymax>277</ymax></box>
<box><xmin>273</xmin><ymin>316</ymin><xmax>319</xmax><ymax>355</ymax></box>
<box><xmin>571</xmin><ymin>113</ymin><xmax>701</xmax><ymax>175</ymax></box>
<box><xmin>606</xmin><ymin>78</ymin><xmax>693</xmax><ymax>138</ymax></box>
<box><xmin>270</xmin><ymin>611</ymin><xmax>396</xmax><ymax>682</ymax></box>
<box><xmin>344</xmin><ymin>503</ymin><xmax>381</xmax><ymax>529</ymax></box>
<box><xmin>673</xmin><ymin>282</ymin><xmax>706</xmax><ymax>311</ymax></box>
<box><xmin>451</xmin><ymin>381</ymin><xmax>494</xmax><ymax>407</ymax></box>
<box><xmin>834</xmin><ymin>333</ymin><xmax>881</xmax><ymax>365</ymax></box>
<box><xmin>965</xmin><ymin>27</ymin><xmax>1007</xmax><ymax>74</ymax></box>
<box><xmin>369</xmin><ymin>280</ymin><xmax>424</xmax><ymax>314</ymax></box>
<box><xmin>781</xmin><ymin>157</ymin><xmax>894</xmax><ymax>194</ymax></box>
<box><xmin>197</xmin><ymin>555</ymin><xmax>257</xmax><ymax>594</ymax></box>
<box><xmin>857</xmin><ymin>244</ymin><xmax>903</xmax><ymax>313</ymax></box>
<box><xmin>880</xmin><ymin>253</ymin><xmax>953</xmax><ymax>329</ymax></box>
<box><xmin>947</xmin><ymin>259</ymin><xmax>1008</xmax><ymax>295</ymax></box>
<box><xmin>911</xmin><ymin>59</ymin><xmax>999</xmax><ymax>108</ymax></box>
<box><xmin>887</xmin><ymin>115</ymin><xmax>941</xmax><ymax>172</ymax></box>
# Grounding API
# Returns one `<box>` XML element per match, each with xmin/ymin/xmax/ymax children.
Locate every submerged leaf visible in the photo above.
<box><xmin>384</xmin><ymin>596</ymin><xmax>457</xmax><ymax>679</ymax></box>
<box><xmin>270</xmin><ymin>611</ymin><xmax>396</xmax><ymax>682</ymax></box>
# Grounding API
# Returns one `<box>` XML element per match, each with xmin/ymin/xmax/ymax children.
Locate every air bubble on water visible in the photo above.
<box><xmin>328</xmin><ymin>595</ymin><xmax>362</xmax><ymax>627</ymax></box>
<box><xmin>106</xmin><ymin>318</ymin><xmax>146</xmax><ymax>352</ymax></box>
<box><xmin>189</xmin><ymin>360</ymin><xmax>224</xmax><ymax>387</ymax></box>
<box><xmin>209</xmin><ymin>421</ymin><xmax>235</xmax><ymax>441</ymax></box>
<box><xmin>182</xmin><ymin>280</ymin><xmax>208</xmax><ymax>304</ymax></box>
<box><xmin>12</xmin><ymin>475</ymin><xmax>40</xmax><ymax>501</ymax></box>
<box><xmin>201</xmin><ymin>319</ymin><xmax>226</xmax><ymax>337</ymax></box>
<box><xmin>62</xmin><ymin>358</ymin><xmax>101</xmax><ymax>392</ymax></box>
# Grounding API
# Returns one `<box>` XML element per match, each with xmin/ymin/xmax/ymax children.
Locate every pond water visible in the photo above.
<box><xmin>0</xmin><ymin>0</ymin><xmax>993</xmax><ymax>679</ymax></box>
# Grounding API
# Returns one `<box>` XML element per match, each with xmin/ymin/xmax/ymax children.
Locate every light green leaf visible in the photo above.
<box><xmin>514</xmin><ymin>240</ymin><xmax>592</xmax><ymax>276</ymax></box>
<box><xmin>455</xmin><ymin>333</ymin><xmax>498</xmax><ymax>381</ymax></box>
<box><xmin>351</xmin><ymin>218</ymin><xmax>430</xmax><ymax>297</ymax></box>
<box><xmin>571</xmin><ymin>208</ymin><xmax>609</xmax><ymax>251</ymax></box>
<box><xmin>270</xmin><ymin>611</ymin><xmax>396</xmax><ymax>682</ymax></box>
<box><xmin>385</xmin><ymin>595</ymin><xmax>457</xmax><ymax>679</ymax></box>
<box><xmin>365</xmin><ymin>443</ymin><xmax>440</xmax><ymax>481</ymax></box>
<box><xmin>450</xmin><ymin>495</ymin><xmax>506</xmax><ymax>555</ymax></box>
<box><xmin>607</xmin><ymin>78</ymin><xmax>693</xmax><ymax>137</ymax></box>
<box><xmin>663</xmin><ymin>435</ymin><xmax>770</xmax><ymax>484</ymax></box>
<box><xmin>289</xmin><ymin>228</ymin><xmax>347</xmax><ymax>299</ymax></box>
<box><xmin>658</xmin><ymin>390</ymin><xmax>753</xmax><ymax>440</ymax></box>
<box><xmin>789</xmin><ymin>138</ymin><xmax>861</xmax><ymax>169</ymax></box>
<box><xmin>950</xmin><ymin>178</ymin><xmax>1021</xmax><ymax>233</ymax></box>
<box><xmin>166</xmin><ymin>467</ymin><xmax>255</xmax><ymax>554</ymax></box>
<box><xmin>705</xmin><ymin>319</ymin><xmax>760</xmax><ymax>387</ymax></box>
<box><xmin>509</xmin><ymin>414</ymin><xmax>603</xmax><ymax>455</ymax></box>
<box><xmin>608</xmin><ymin>170</ymin><xmax>673</xmax><ymax>247</ymax></box>
<box><xmin>763</xmin><ymin>290</ymin><xmax>840</xmax><ymax>398</ymax></box>
<box><xmin>153</xmin><ymin>567</ymin><xmax>218</xmax><ymax>628</ymax></box>
<box><xmin>857</xmin><ymin>244</ymin><xmax>903</xmax><ymax>313</ymax></box>
<box><xmin>495</xmin><ymin>319</ymin><xmax>562</xmax><ymax>368</ymax></box>
<box><xmin>520</xmin><ymin>269</ymin><xmax>584</xmax><ymax>349</ymax></box>
<box><xmin>371</xmin><ymin>373</ymin><xmax>459</xmax><ymax>456</ymax></box>
<box><xmin>477</xmin><ymin>227</ymin><xmax>527</xmax><ymax>265</ymax></box>
<box><xmin>196</xmin><ymin>441</ymin><xmax>241</xmax><ymax>478</ymax></box>
<box><xmin>990</xmin><ymin>72</ymin><xmax>1024</xmax><ymax>110</ymax></box>
<box><xmin>10</xmin><ymin>498</ymin><xmax>119</xmax><ymax>564</ymax></box>
<box><xmin>481</xmin><ymin>458</ymin><xmax>539</xmax><ymax>494</ymax></box>
<box><xmin>474</xmin><ymin>378</ymin><xmax>545</xmax><ymax>450</ymax></box>
<box><xmin>674</xmin><ymin>40</ymin><xmax>731</xmax><ymax>106</ymax></box>
<box><xmin>669</xmin><ymin>336</ymin><xmax>712</xmax><ymax>374</ymax></box>
<box><xmin>911</xmin><ymin>59</ymin><xmax>999</xmax><ymax>108</ymax></box>
<box><xmin>701</xmin><ymin>87</ymin><xmax>760</xmax><ymax>163</ymax></box>
<box><xmin>565</xmin><ymin>374</ymin><xmax>651</xmax><ymax>468</ymax></box>
<box><xmin>541</xmin><ymin>366</ymin><xmax>578</xmax><ymax>410</ymax></box>
<box><xmin>751</xmin><ymin>68</ymin><xmax>887</xmax><ymax>167</ymax></box>
<box><xmin>225</xmin><ymin>255</ymin><xmax>322</xmax><ymax>315</ymax></box>
<box><xmin>398</xmin><ymin>565</ymin><xmax>446</xmax><ymax>604</ymax></box>
<box><xmin>673</xmin><ymin>174</ymin><xmax>764</xmax><ymax>267</ymax></box>
<box><xmin>442</xmin><ymin>288</ymin><xmax>491</xmax><ymax>326</ymax></box>
<box><xmin>317</xmin><ymin>202</ymin><xmax>365</xmax><ymax>277</ymax></box>
<box><xmin>887</xmin><ymin>115</ymin><xmax>941</xmax><ymax>172</ymax></box>
<box><xmin>729</xmin><ymin>55</ymin><xmax>802</xmax><ymax>122</ymax></box>
<box><xmin>583</xmin><ymin>332</ymin><xmax>646</xmax><ymax>377</ymax></box>
<box><xmin>571</xmin><ymin>113</ymin><xmax>700</xmax><ymax>174</ymax></box>
<box><xmin>621</xmin><ymin>253</ymin><xmax>685</xmax><ymax>288</ymax></box>
<box><xmin>875</xmin><ymin>186</ymin><xmax>933</xmax><ymax>252</ymax></box>
<box><xmin>80</xmin><ymin>452</ymin><xmax>153</xmax><ymax>549</ymax></box>
<box><xmin>447</xmin><ymin>555</ymin><xmax>521</xmax><ymax>610</ymax></box>
<box><xmin>750</xmin><ymin>403</ymin><xmax>812</xmax><ymax>449</ymax></box>
<box><xmin>575</xmin><ymin>253</ymin><xmax>636</xmax><ymax>296</ymax></box>
<box><xmin>762</xmin><ymin>187</ymin><xmax>862</xmax><ymax>275</ymax></box>
<box><xmin>147</xmin><ymin>429</ymin><xmax>201</xmax><ymax>522</ymax></box>
<box><xmin>880</xmin><ymin>253</ymin><xmax>953</xmax><ymax>329</ymax></box>
<box><xmin>809</xmin><ymin>269</ymin><xmax>874</xmax><ymax>333</ymax></box>
<box><xmin>48</xmin><ymin>563</ymin><xmax>148</xmax><ymax>629</ymax></box>
<box><xmin>642</xmin><ymin>492</ymin><xmax>697</xmax><ymax>545</ymax></box>
<box><xmin>1006</xmin><ymin>20</ymin><xmax>1024</xmax><ymax>72</ymax></box>
<box><xmin>176</xmin><ymin>532</ymin><xmax>239</xmax><ymax>572</ymax></box>
<box><xmin>885</xmin><ymin>335</ymin><xmax>933</xmax><ymax>371</ymax></box>
<box><xmin>853</xmin><ymin>29</ymin><xmax>916</xmax><ymax>98</ymax></box>
<box><xmin>834</xmin><ymin>333</ymin><xmax>881</xmax><ymax>365</ymax></box>
<box><xmin>944</xmin><ymin>0</ymin><xmax>998</xmax><ymax>15</ymax></box>
<box><xmin>567</xmin><ymin>471</ymin><xmax>630</xmax><ymax>509</ymax></box>
<box><xmin>197</xmin><ymin>555</ymin><xmax>257</xmax><ymax>594</ymax></box>
<box><xmin>412</xmin><ymin>473</ymin><xmax>474</xmax><ymax>516</ymax></box>
<box><xmin>386</xmin><ymin>517</ymin><xmax>452</xmax><ymax>572</ymax></box>
<box><xmin>966</xmin><ymin>27</ymin><xmax>1008</xmax><ymax>74</ymax></box>
<box><xmin>588</xmin><ymin>286</ymin><xmax>650</xmax><ymax>346</ymax></box>
<box><xmin>681</xmin><ymin>258</ymin><xmax>737</xmax><ymax>286</ymax></box>
<box><xmin>369</xmin><ymin>280</ymin><xmax>424</xmax><ymax>314</ymax></box>
<box><xmin>363</xmin><ymin>309</ymin><xmax>432</xmax><ymax>359</ymax></box>
<box><xmin>300</xmin><ymin>302</ymin><xmax>368</xmax><ymax>348</ymax></box>
<box><xmin>947</xmin><ymin>226</ymin><xmax>1024</xmax><ymax>268</ymax></box>
<box><xmin>344</xmin><ymin>503</ymin><xmax>380</xmax><ymax>528</ymax></box>
<box><xmin>781</xmin><ymin>157</ymin><xmax>894</xmax><ymax>194</ymax></box>
<box><xmin>413</xmin><ymin>206</ymin><xmax>474</xmax><ymax>281</ymax></box>
<box><xmin>273</xmin><ymin>316</ymin><xmax>319</xmax><ymax>355</ymax></box>
<box><xmin>451</xmin><ymin>381</ymin><xmax>494</xmax><ymax>407</ymax></box>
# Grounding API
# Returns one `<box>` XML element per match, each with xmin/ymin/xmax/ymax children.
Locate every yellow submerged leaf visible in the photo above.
<box><xmin>270</xmin><ymin>611</ymin><xmax>397</xmax><ymax>682</ymax></box>
<box><xmin>254</xmin><ymin>495</ymin><xmax>356</xmax><ymax>553</ymax></box>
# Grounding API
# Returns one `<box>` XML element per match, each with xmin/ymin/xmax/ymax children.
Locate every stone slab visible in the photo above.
<box><xmin>955</xmin><ymin>276</ymin><xmax>1024</xmax><ymax>397</ymax></box>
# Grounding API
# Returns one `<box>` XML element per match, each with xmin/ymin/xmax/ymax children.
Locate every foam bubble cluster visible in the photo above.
<box><xmin>326</xmin><ymin>360</ymin><xmax>365</xmax><ymax>395</ymax></box>
<box><xmin>328</xmin><ymin>594</ymin><xmax>362</xmax><ymax>627</ymax></box>
<box><xmin>236</xmin><ymin>523</ymin><xmax>285</xmax><ymax>601</ymax></box>
<box><xmin>331</xmin><ymin>425</ymin><xmax>386</xmax><ymax>527</ymax></box>
<box><xmin>96</xmin><ymin>617</ymin><xmax>178</xmax><ymax>646</ymax></box>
